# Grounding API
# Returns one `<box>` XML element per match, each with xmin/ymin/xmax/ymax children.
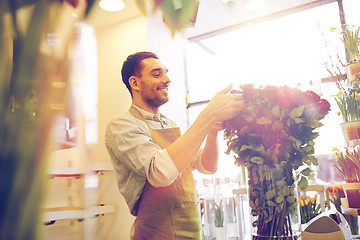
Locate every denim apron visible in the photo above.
<box><xmin>129</xmin><ymin>106</ymin><xmax>203</xmax><ymax>240</ymax></box>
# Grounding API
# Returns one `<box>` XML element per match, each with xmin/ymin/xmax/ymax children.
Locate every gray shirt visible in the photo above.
<box><xmin>105</xmin><ymin>105</ymin><xmax>209</xmax><ymax>215</ymax></box>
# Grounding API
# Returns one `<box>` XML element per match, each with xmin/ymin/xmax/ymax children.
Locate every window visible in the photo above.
<box><xmin>185</xmin><ymin>0</ymin><xmax>360</xmax><ymax>179</ymax></box>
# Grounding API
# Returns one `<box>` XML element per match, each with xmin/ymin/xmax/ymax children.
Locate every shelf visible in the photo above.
<box><xmin>90</xmin><ymin>162</ymin><xmax>114</xmax><ymax>172</ymax></box>
<box><xmin>341</xmin><ymin>207</ymin><xmax>360</xmax><ymax>216</ymax></box>
<box><xmin>48</xmin><ymin>167</ymin><xmax>86</xmax><ymax>178</ymax></box>
<box><xmin>232</xmin><ymin>187</ymin><xmax>247</xmax><ymax>195</ymax></box>
<box><xmin>346</xmin><ymin>139</ymin><xmax>360</xmax><ymax>147</ymax></box>
<box><xmin>43</xmin><ymin>205</ymin><xmax>115</xmax><ymax>223</ymax></box>
<box><xmin>48</xmin><ymin>162</ymin><xmax>113</xmax><ymax>177</ymax></box>
<box><xmin>298</xmin><ymin>184</ymin><xmax>325</xmax><ymax>192</ymax></box>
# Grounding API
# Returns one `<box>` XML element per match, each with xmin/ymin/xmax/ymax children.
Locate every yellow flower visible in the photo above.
<box><xmin>299</xmin><ymin>199</ymin><xmax>305</xmax><ymax>207</ymax></box>
<box><xmin>305</xmin><ymin>196</ymin><xmax>310</xmax><ymax>206</ymax></box>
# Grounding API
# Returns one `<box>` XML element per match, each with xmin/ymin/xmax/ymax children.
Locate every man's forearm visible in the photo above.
<box><xmin>166</xmin><ymin>110</ymin><xmax>214</xmax><ymax>173</ymax></box>
<box><xmin>200</xmin><ymin>131</ymin><xmax>219</xmax><ymax>173</ymax></box>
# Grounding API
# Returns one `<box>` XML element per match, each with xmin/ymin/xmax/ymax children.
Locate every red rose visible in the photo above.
<box><xmin>263</xmin><ymin>86</ymin><xmax>278</xmax><ymax>102</ymax></box>
<box><xmin>241</xmin><ymin>84</ymin><xmax>258</xmax><ymax>102</ymax></box>
<box><xmin>304</xmin><ymin>91</ymin><xmax>321</xmax><ymax>104</ymax></box>
<box><xmin>276</xmin><ymin>87</ymin><xmax>298</xmax><ymax>109</ymax></box>
<box><xmin>316</xmin><ymin>99</ymin><xmax>330</xmax><ymax>115</ymax></box>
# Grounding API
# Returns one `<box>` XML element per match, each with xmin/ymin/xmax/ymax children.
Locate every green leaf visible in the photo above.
<box><xmin>256</xmin><ymin>117</ymin><xmax>272</xmax><ymax>125</ymax></box>
<box><xmin>287</xmin><ymin>195</ymin><xmax>295</xmax><ymax>203</ymax></box>
<box><xmin>308</xmin><ymin>119</ymin><xmax>323</xmax><ymax>128</ymax></box>
<box><xmin>294</xmin><ymin>118</ymin><xmax>304</xmax><ymax>124</ymax></box>
<box><xmin>276</xmin><ymin>180</ymin><xmax>286</xmax><ymax>187</ymax></box>
<box><xmin>290</xmin><ymin>105</ymin><xmax>304</xmax><ymax>118</ymax></box>
<box><xmin>266</xmin><ymin>200</ymin><xmax>276</xmax><ymax>207</ymax></box>
<box><xmin>276</xmin><ymin>196</ymin><xmax>284</xmax><ymax>203</ymax></box>
<box><xmin>240</xmin><ymin>145</ymin><xmax>252</xmax><ymax>152</ymax></box>
<box><xmin>265</xmin><ymin>189</ymin><xmax>275</xmax><ymax>200</ymax></box>
<box><xmin>283</xmin><ymin>186</ymin><xmax>291</xmax><ymax>196</ymax></box>
<box><xmin>298</xmin><ymin>176</ymin><xmax>308</xmax><ymax>190</ymax></box>
<box><xmin>271</xmin><ymin>105</ymin><xmax>281</xmax><ymax>117</ymax></box>
<box><xmin>249</xmin><ymin>200</ymin><xmax>256</xmax><ymax>209</ymax></box>
<box><xmin>309</xmin><ymin>155</ymin><xmax>319</xmax><ymax>166</ymax></box>
<box><xmin>272</xmin><ymin>120</ymin><xmax>283</xmax><ymax>131</ymax></box>
<box><xmin>301</xmin><ymin>167</ymin><xmax>311</xmax><ymax>176</ymax></box>
<box><xmin>250</xmin><ymin>156</ymin><xmax>264</xmax><ymax>165</ymax></box>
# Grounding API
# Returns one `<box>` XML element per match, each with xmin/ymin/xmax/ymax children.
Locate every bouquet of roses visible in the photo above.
<box><xmin>224</xmin><ymin>84</ymin><xmax>330</xmax><ymax>239</ymax></box>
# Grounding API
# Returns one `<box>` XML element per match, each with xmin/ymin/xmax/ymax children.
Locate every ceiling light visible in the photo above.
<box><xmin>246</xmin><ymin>0</ymin><xmax>266</xmax><ymax>10</ymax></box>
<box><xmin>99</xmin><ymin>0</ymin><xmax>125</xmax><ymax>12</ymax></box>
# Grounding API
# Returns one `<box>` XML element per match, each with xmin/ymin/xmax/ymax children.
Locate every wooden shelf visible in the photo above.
<box><xmin>346</xmin><ymin>139</ymin><xmax>360</xmax><ymax>147</ymax></box>
<box><xmin>341</xmin><ymin>207</ymin><xmax>360</xmax><ymax>216</ymax></box>
<box><xmin>232</xmin><ymin>187</ymin><xmax>247</xmax><ymax>195</ymax></box>
<box><xmin>48</xmin><ymin>167</ymin><xmax>86</xmax><ymax>178</ymax></box>
<box><xmin>298</xmin><ymin>184</ymin><xmax>325</xmax><ymax>192</ymax></box>
<box><xmin>90</xmin><ymin>162</ymin><xmax>114</xmax><ymax>172</ymax></box>
<box><xmin>43</xmin><ymin>205</ymin><xmax>115</xmax><ymax>223</ymax></box>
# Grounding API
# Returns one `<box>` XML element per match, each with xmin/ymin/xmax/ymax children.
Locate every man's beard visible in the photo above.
<box><xmin>143</xmin><ymin>94</ymin><xmax>169</xmax><ymax>108</ymax></box>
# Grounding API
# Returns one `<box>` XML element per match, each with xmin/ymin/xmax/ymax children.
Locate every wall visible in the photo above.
<box><xmin>147</xmin><ymin>11</ymin><xmax>188</xmax><ymax>132</ymax></box>
<box><xmin>95</xmin><ymin>15</ymin><xmax>148</xmax><ymax>240</ymax></box>
<box><xmin>95</xmin><ymin>9</ymin><xmax>189</xmax><ymax>240</ymax></box>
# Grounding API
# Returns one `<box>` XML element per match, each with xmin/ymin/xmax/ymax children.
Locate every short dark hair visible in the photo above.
<box><xmin>121</xmin><ymin>51</ymin><xmax>159</xmax><ymax>96</ymax></box>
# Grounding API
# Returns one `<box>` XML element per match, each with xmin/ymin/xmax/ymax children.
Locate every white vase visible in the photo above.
<box><xmin>215</xmin><ymin>227</ymin><xmax>226</xmax><ymax>240</ymax></box>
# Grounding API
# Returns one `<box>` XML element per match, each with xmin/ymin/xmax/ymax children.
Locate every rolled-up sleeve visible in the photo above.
<box><xmin>191</xmin><ymin>148</ymin><xmax>214</xmax><ymax>174</ymax></box>
<box><xmin>106</xmin><ymin>113</ymin><xmax>179</xmax><ymax>188</ymax></box>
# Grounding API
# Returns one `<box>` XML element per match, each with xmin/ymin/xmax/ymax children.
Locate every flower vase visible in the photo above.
<box><xmin>248</xmin><ymin>164</ymin><xmax>301</xmax><ymax>240</ymax></box>
<box><xmin>342</xmin><ymin>182</ymin><xmax>360</xmax><ymax>208</ymax></box>
<box><xmin>215</xmin><ymin>227</ymin><xmax>226</xmax><ymax>240</ymax></box>
<box><xmin>341</xmin><ymin>121</ymin><xmax>360</xmax><ymax>141</ymax></box>
<box><xmin>346</xmin><ymin>62</ymin><xmax>360</xmax><ymax>77</ymax></box>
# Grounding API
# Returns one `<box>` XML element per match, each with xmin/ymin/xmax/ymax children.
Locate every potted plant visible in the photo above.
<box><xmin>332</xmin><ymin>24</ymin><xmax>360</xmax><ymax>77</ymax></box>
<box><xmin>333</xmin><ymin>73</ymin><xmax>360</xmax><ymax>141</ymax></box>
<box><xmin>299</xmin><ymin>194</ymin><xmax>321</xmax><ymax>224</ymax></box>
<box><xmin>224</xmin><ymin>84</ymin><xmax>330</xmax><ymax>239</ymax></box>
<box><xmin>213</xmin><ymin>199</ymin><xmax>225</xmax><ymax>240</ymax></box>
<box><xmin>333</xmin><ymin>146</ymin><xmax>360</xmax><ymax>209</ymax></box>
<box><xmin>326</xmin><ymin>184</ymin><xmax>359</xmax><ymax>235</ymax></box>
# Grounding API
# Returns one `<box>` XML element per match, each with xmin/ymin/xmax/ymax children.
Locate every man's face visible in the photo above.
<box><xmin>137</xmin><ymin>58</ymin><xmax>170</xmax><ymax>108</ymax></box>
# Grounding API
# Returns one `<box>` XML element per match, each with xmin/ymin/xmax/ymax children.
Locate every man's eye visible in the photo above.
<box><xmin>153</xmin><ymin>71</ymin><xmax>161</xmax><ymax>77</ymax></box>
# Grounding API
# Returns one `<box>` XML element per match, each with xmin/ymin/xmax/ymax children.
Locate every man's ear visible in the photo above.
<box><xmin>129</xmin><ymin>76</ymin><xmax>140</xmax><ymax>92</ymax></box>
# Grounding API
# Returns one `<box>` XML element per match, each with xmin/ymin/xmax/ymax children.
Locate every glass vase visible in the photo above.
<box><xmin>247</xmin><ymin>164</ymin><xmax>301</xmax><ymax>240</ymax></box>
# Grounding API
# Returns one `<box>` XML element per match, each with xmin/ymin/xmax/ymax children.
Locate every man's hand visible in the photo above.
<box><xmin>203</xmin><ymin>84</ymin><xmax>244</xmax><ymax>124</ymax></box>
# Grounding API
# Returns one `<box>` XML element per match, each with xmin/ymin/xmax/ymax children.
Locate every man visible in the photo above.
<box><xmin>105</xmin><ymin>51</ymin><xmax>243</xmax><ymax>240</ymax></box>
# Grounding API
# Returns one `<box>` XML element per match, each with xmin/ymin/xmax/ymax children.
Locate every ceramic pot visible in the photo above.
<box><xmin>341</xmin><ymin>121</ymin><xmax>360</xmax><ymax>141</ymax></box>
<box><xmin>342</xmin><ymin>182</ymin><xmax>360</xmax><ymax>208</ymax></box>
<box><xmin>346</xmin><ymin>62</ymin><xmax>360</xmax><ymax>77</ymax></box>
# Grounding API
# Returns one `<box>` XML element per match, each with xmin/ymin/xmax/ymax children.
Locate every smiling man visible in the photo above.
<box><xmin>105</xmin><ymin>51</ymin><xmax>244</xmax><ymax>240</ymax></box>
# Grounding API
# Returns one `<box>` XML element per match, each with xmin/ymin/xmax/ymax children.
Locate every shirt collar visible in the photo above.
<box><xmin>131</xmin><ymin>104</ymin><xmax>161</xmax><ymax>121</ymax></box>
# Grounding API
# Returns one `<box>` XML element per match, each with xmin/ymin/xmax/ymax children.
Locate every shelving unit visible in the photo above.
<box><xmin>42</xmin><ymin>145</ymin><xmax>115</xmax><ymax>240</ymax></box>
<box><xmin>43</xmin><ymin>205</ymin><xmax>115</xmax><ymax>223</ymax></box>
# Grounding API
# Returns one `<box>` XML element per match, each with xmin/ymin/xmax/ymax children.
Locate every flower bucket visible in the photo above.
<box><xmin>346</xmin><ymin>62</ymin><xmax>360</xmax><ymax>77</ymax></box>
<box><xmin>248</xmin><ymin>165</ymin><xmax>301</xmax><ymax>240</ymax></box>
<box><xmin>342</xmin><ymin>182</ymin><xmax>360</xmax><ymax>208</ymax></box>
<box><xmin>340</xmin><ymin>121</ymin><xmax>360</xmax><ymax>141</ymax></box>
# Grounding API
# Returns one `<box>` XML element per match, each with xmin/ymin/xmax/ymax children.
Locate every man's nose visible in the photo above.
<box><xmin>163</xmin><ymin>73</ymin><xmax>171</xmax><ymax>83</ymax></box>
